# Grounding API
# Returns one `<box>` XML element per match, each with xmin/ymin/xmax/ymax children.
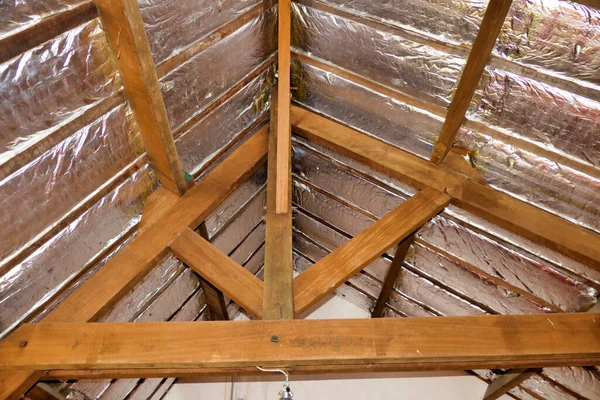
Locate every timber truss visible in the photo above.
<box><xmin>1</xmin><ymin>0</ymin><xmax>600</xmax><ymax>399</ymax></box>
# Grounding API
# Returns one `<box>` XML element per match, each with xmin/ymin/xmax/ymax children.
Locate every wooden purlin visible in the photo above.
<box><xmin>0</xmin><ymin>128</ymin><xmax>269</xmax><ymax>400</ymax></box>
<box><xmin>94</xmin><ymin>0</ymin><xmax>188</xmax><ymax>195</ymax></box>
<box><xmin>429</xmin><ymin>0</ymin><xmax>513</xmax><ymax>164</ymax></box>
<box><xmin>1</xmin><ymin>314</ymin><xmax>599</xmax><ymax>371</ymax></box>
<box><xmin>291</xmin><ymin>106</ymin><xmax>600</xmax><ymax>272</ymax></box>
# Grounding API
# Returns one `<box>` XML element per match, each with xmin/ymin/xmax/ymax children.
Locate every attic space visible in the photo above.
<box><xmin>0</xmin><ymin>0</ymin><xmax>599</xmax><ymax>399</ymax></box>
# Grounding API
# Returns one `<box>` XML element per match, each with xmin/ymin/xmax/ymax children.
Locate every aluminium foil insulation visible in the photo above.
<box><xmin>496</xmin><ymin>0</ymin><xmax>600</xmax><ymax>89</ymax></box>
<box><xmin>139</xmin><ymin>0</ymin><xmax>261</xmax><ymax>64</ymax></box>
<box><xmin>468</xmin><ymin>67</ymin><xmax>600</xmax><ymax>168</ymax></box>
<box><xmin>456</xmin><ymin>127</ymin><xmax>600</xmax><ymax>234</ymax></box>
<box><xmin>309</xmin><ymin>0</ymin><xmax>487</xmax><ymax>47</ymax></box>
<box><xmin>292</xmin><ymin>59</ymin><xmax>443</xmax><ymax>160</ymax></box>
<box><xmin>295</xmin><ymin>133</ymin><xmax>600</xmax><ymax>288</ymax></box>
<box><xmin>0</xmin><ymin>19</ymin><xmax>122</xmax><ymax>163</ymax></box>
<box><xmin>0</xmin><ymin>104</ymin><xmax>142</xmax><ymax>265</ymax></box>
<box><xmin>0</xmin><ymin>0</ymin><xmax>88</xmax><ymax>40</ymax></box>
<box><xmin>160</xmin><ymin>7</ymin><xmax>277</xmax><ymax>132</ymax></box>
<box><xmin>175</xmin><ymin>67</ymin><xmax>274</xmax><ymax>175</ymax></box>
<box><xmin>313</xmin><ymin>0</ymin><xmax>600</xmax><ymax>94</ymax></box>
<box><xmin>0</xmin><ymin>166</ymin><xmax>157</xmax><ymax>338</ymax></box>
<box><xmin>292</xmin><ymin>138</ymin><xmax>598</xmax><ymax>312</ymax></box>
<box><xmin>291</xmin><ymin>3</ymin><xmax>465</xmax><ymax>107</ymax></box>
<box><xmin>293</xmin><ymin>57</ymin><xmax>600</xmax><ymax>237</ymax></box>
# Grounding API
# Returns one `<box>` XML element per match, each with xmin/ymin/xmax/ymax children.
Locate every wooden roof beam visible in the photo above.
<box><xmin>263</xmin><ymin>85</ymin><xmax>294</xmax><ymax>319</ymax></box>
<box><xmin>371</xmin><ymin>233</ymin><xmax>416</xmax><ymax>318</ymax></box>
<box><xmin>170</xmin><ymin>228</ymin><xmax>265</xmax><ymax>320</ymax></box>
<box><xmin>430</xmin><ymin>0</ymin><xmax>513</xmax><ymax>165</ymax></box>
<box><xmin>293</xmin><ymin>187</ymin><xmax>451</xmax><ymax>316</ymax></box>
<box><xmin>94</xmin><ymin>0</ymin><xmax>189</xmax><ymax>195</ymax></box>
<box><xmin>0</xmin><ymin>127</ymin><xmax>269</xmax><ymax>400</ymax></box>
<box><xmin>275</xmin><ymin>0</ymin><xmax>292</xmax><ymax>213</ymax></box>
<box><xmin>1</xmin><ymin>313</ymin><xmax>599</xmax><ymax>371</ymax></box>
<box><xmin>291</xmin><ymin>107</ymin><xmax>600</xmax><ymax>272</ymax></box>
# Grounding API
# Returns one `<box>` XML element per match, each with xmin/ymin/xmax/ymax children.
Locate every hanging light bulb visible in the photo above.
<box><xmin>256</xmin><ymin>366</ymin><xmax>295</xmax><ymax>399</ymax></box>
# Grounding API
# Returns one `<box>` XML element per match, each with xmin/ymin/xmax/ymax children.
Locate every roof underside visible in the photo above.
<box><xmin>0</xmin><ymin>0</ymin><xmax>599</xmax><ymax>399</ymax></box>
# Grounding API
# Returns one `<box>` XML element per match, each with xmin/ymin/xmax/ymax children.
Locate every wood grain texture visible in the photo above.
<box><xmin>482</xmin><ymin>369</ymin><xmax>541</xmax><ymax>400</ymax></box>
<box><xmin>195</xmin><ymin>223</ymin><xmax>229</xmax><ymax>321</ymax></box>
<box><xmin>1</xmin><ymin>314</ymin><xmax>599</xmax><ymax>370</ymax></box>
<box><xmin>263</xmin><ymin>86</ymin><xmax>294</xmax><ymax>319</ymax></box>
<box><xmin>371</xmin><ymin>234</ymin><xmax>416</xmax><ymax>318</ymax></box>
<box><xmin>0</xmin><ymin>128</ymin><xmax>268</xmax><ymax>399</ymax></box>
<box><xmin>275</xmin><ymin>0</ymin><xmax>292</xmax><ymax>214</ymax></box>
<box><xmin>170</xmin><ymin>229</ymin><xmax>264</xmax><ymax>319</ymax></box>
<box><xmin>430</xmin><ymin>0</ymin><xmax>513</xmax><ymax>164</ymax></box>
<box><xmin>291</xmin><ymin>107</ymin><xmax>600</xmax><ymax>272</ymax></box>
<box><xmin>293</xmin><ymin>187</ymin><xmax>451</xmax><ymax>316</ymax></box>
<box><xmin>94</xmin><ymin>0</ymin><xmax>187</xmax><ymax>195</ymax></box>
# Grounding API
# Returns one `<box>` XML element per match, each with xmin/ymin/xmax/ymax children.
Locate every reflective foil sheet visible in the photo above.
<box><xmin>0</xmin><ymin>0</ymin><xmax>88</xmax><ymax>40</ymax></box>
<box><xmin>292</xmin><ymin>59</ymin><xmax>443</xmax><ymax>159</ymax></box>
<box><xmin>139</xmin><ymin>0</ymin><xmax>261</xmax><ymax>64</ymax></box>
<box><xmin>0</xmin><ymin>104</ymin><xmax>141</xmax><ymax>264</ymax></box>
<box><xmin>176</xmin><ymin>67</ymin><xmax>273</xmax><ymax>175</ymax></box>
<box><xmin>0</xmin><ymin>19</ymin><xmax>121</xmax><ymax>163</ymax></box>
<box><xmin>160</xmin><ymin>7</ymin><xmax>277</xmax><ymax>131</ymax></box>
<box><xmin>497</xmin><ymin>0</ymin><xmax>600</xmax><ymax>88</ymax></box>
<box><xmin>0</xmin><ymin>166</ymin><xmax>156</xmax><ymax>338</ymax></box>
<box><xmin>292</xmin><ymin>138</ymin><xmax>597</xmax><ymax>312</ymax></box>
<box><xmin>456</xmin><ymin>128</ymin><xmax>600</xmax><ymax>234</ymax></box>
<box><xmin>292</xmin><ymin>2</ymin><xmax>465</xmax><ymax>106</ymax></box>
<box><xmin>311</xmin><ymin>0</ymin><xmax>487</xmax><ymax>46</ymax></box>
<box><xmin>469</xmin><ymin>67</ymin><xmax>600</xmax><ymax>167</ymax></box>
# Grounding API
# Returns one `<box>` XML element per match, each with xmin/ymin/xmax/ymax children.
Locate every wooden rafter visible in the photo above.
<box><xmin>371</xmin><ymin>233</ymin><xmax>416</xmax><ymax>318</ymax></box>
<box><xmin>293</xmin><ymin>187</ymin><xmax>451</xmax><ymax>316</ymax></box>
<box><xmin>291</xmin><ymin>106</ymin><xmax>600</xmax><ymax>271</ymax></box>
<box><xmin>275</xmin><ymin>0</ymin><xmax>292</xmax><ymax>214</ymax></box>
<box><xmin>429</xmin><ymin>0</ymin><xmax>513</xmax><ymax>165</ymax></box>
<box><xmin>195</xmin><ymin>223</ymin><xmax>230</xmax><ymax>321</ymax></box>
<box><xmin>1</xmin><ymin>314</ymin><xmax>599</xmax><ymax>371</ymax></box>
<box><xmin>263</xmin><ymin>85</ymin><xmax>294</xmax><ymax>319</ymax></box>
<box><xmin>94</xmin><ymin>0</ymin><xmax>189</xmax><ymax>195</ymax></box>
<box><xmin>0</xmin><ymin>128</ymin><xmax>269</xmax><ymax>400</ymax></box>
<box><xmin>170</xmin><ymin>228</ymin><xmax>265</xmax><ymax>319</ymax></box>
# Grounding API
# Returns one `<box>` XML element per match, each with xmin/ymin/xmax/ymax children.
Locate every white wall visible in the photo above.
<box><xmin>165</xmin><ymin>296</ymin><xmax>511</xmax><ymax>400</ymax></box>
